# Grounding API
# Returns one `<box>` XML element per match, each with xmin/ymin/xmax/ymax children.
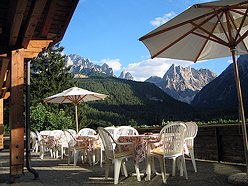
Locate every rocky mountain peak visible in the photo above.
<box><xmin>119</xmin><ymin>70</ymin><xmax>134</xmax><ymax>80</ymax></box>
<box><xmin>65</xmin><ymin>54</ymin><xmax>114</xmax><ymax>76</ymax></box>
<box><xmin>146</xmin><ymin>64</ymin><xmax>216</xmax><ymax>103</ymax></box>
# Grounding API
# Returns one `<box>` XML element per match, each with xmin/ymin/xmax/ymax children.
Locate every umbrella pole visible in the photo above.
<box><xmin>231</xmin><ymin>49</ymin><xmax>248</xmax><ymax>176</ymax></box>
<box><xmin>75</xmin><ymin>104</ymin><xmax>79</xmax><ymax>133</ymax></box>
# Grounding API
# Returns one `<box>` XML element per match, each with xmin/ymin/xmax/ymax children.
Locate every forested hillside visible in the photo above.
<box><xmin>76</xmin><ymin>75</ymin><xmax>194</xmax><ymax>127</ymax></box>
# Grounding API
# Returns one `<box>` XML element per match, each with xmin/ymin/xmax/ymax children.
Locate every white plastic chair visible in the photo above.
<box><xmin>101</xmin><ymin>126</ymin><xmax>117</xmax><ymax>167</ymax></box>
<box><xmin>74</xmin><ymin>128</ymin><xmax>99</xmax><ymax>166</ymax></box>
<box><xmin>184</xmin><ymin>121</ymin><xmax>198</xmax><ymax>172</ymax></box>
<box><xmin>49</xmin><ymin>130</ymin><xmax>67</xmax><ymax>159</ymax></box>
<box><xmin>36</xmin><ymin>131</ymin><xmax>53</xmax><ymax>159</ymax></box>
<box><xmin>30</xmin><ymin>131</ymin><xmax>38</xmax><ymax>152</ymax></box>
<box><xmin>115</xmin><ymin>126</ymin><xmax>139</xmax><ymax>140</ymax></box>
<box><xmin>97</xmin><ymin>127</ymin><xmax>137</xmax><ymax>184</ymax></box>
<box><xmin>78</xmin><ymin>128</ymin><xmax>97</xmax><ymax>136</ymax></box>
<box><xmin>64</xmin><ymin>130</ymin><xmax>77</xmax><ymax>165</ymax></box>
<box><xmin>146</xmin><ymin>123</ymin><xmax>188</xmax><ymax>184</ymax></box>
<box><xmin>114</xmin><ymin>126</ymin><xmax>142</xmax><ymax>180</ymax></box>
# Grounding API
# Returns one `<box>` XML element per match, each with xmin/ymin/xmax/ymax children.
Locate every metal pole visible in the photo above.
<box><xmin>25</xmin><ymin>60</ymin><xmax>39</xmax><ymax>179</ymax></box>
<box><xmin>231</xmin><ymin>49</ymin><xmax>248</xmax><ymax>176</ymax></box>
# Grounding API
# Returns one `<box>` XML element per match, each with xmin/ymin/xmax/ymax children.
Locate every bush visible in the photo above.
<box><xmin>30</xmin><ymin>103</ymin><xmax>74</xmax><ymax>131</ymax></box>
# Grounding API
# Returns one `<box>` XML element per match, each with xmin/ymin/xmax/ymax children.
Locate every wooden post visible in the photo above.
<box><xmin>0</xmin><ymin>99</ymin><xmax>3</xmax><ymax>150</ymax></box>
<box><xmin>10</xmin><ymin>50</ymin><xmax>24</xmax><ymax>176</ymax></box>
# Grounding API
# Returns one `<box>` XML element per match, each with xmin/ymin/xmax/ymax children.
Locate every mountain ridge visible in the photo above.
<box><xmin>65</xmin><ymin>54</ymin><xmax>133</xmax><ymax>80</ymax></box>
<box><xmin>191</xmin><ymin>54</ymin><xmax>248</xmax><ymax>117</ymax></box>
<box><xmin>146</xmin><ymin>64</ymin><xmax>216</xmax><ymax>103</ymax></box>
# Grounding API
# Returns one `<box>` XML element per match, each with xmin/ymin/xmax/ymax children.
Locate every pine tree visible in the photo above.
<box><xmin>30</xmin><ymin>43</ymin><xmax>74</xmax><ymax>105</ymax></box>
<box><xmin>29</xmin><ymin>43</ymin><xmax>76</xmax><ymax>130</ymax></box>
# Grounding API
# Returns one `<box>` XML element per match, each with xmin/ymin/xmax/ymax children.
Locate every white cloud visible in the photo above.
<box><xmin>150</xmin><ymin>11</ymin><xmax>177</xmax><ymax>27</ymax></box>
<box><xmin>99</xmin><ymin>58</ymin><xmax>122</xmax><ymax>73</ymax></box>
<box><xmin>126</xmin><ymin>58</ymin><xmax>193</xmax><ymax>81</ymax></box>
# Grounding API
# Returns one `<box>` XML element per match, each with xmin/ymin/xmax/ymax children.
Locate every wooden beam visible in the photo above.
<box><xmin>10</xmin><ymin>50</ymin><xmax>24</xmax><ymax>176</ymax></box>
<box><xmin>0</xmin><ymin>99</ymin><xmax>3</xmax><ymax>150</ymax></box>
<box><xmin>9</xmin><ymin>0</ymin><xmax>28</xmax><ymax>46</ymax></box>
<box><xmin>22</xmin><ymin>0</ymin><xmax>47</xmax><ymax>48</ymax></box>
<box><xmin>41</xmin><ymin>0</ymin><xmax>58</xmax><ymax>37</ymax></box>
<box><xmin>0</xmin><ymin>54</ymin><xmax>7</xmax><ymax>57</ymax></box>
<box><xmin>0</xmin><ymin>58</ymin><xmax>10</xmax><ymax>97</ymax></box>
<box><xmin>0</xmin><ymin>40</ymin><xmax>51</xmax><ymax>99</ymax></box>
<box><xmin>20</xmin><ymin>40</ymin><xmax>52</xmax><ymax>59</ymax></box>
<box><xmin>3</xmin><ymin>91</ymin><xmax>10</xmax><ymax>99</ymax></box>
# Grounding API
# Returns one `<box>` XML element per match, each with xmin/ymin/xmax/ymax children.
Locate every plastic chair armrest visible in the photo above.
<box><xmin>184</xmin><ymin>137</ymin><xmax>194</xmax><ymax>141</ymax></box>
<box><xmin>115</xmin><ymin>141</ymin><xmax>133</xmax><ymax>146</ymax></box>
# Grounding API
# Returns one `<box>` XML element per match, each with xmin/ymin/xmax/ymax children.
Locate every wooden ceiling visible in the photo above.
<box><xmin>0</xmin><ymin>0</ymin><xmax>79</xmax><ymax>99</ymax></box>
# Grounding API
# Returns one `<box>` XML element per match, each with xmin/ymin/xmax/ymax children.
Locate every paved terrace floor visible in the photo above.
<box><xmin>0</xmin><ymin>150</ymin><xmax>246</xmax><ymax>186</ymax></box>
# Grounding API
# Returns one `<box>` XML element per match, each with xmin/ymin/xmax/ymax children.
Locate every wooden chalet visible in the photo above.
<box><xmin>0</xmin><ymin>0</ymin><xmax>78</xmax><ymax>179</ymax></box>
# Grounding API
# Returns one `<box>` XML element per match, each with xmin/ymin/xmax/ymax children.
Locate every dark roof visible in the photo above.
<box><xmin>0</xmin><ymin>0</ymin><xmax>79</xmax><ymax>99</ymax></box>
<box><xmin>0</xmin><ymin>0</ymin><xmax>79</xmax><ymax>54</ymax></box>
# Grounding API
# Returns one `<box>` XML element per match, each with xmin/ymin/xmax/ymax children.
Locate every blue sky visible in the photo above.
<box><xmin>61</xmin><ymin>0</ymin><xmax>232</xmax><ymax>81</ymax></box>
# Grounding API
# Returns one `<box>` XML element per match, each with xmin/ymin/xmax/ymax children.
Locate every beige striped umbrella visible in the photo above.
<box><xmin>44</xmin><ymin>87</ymin><xmax>108</xmax><ymax>133</ymax></box>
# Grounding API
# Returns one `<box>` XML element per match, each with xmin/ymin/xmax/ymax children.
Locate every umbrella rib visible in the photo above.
<box><xmin>234</xmin><ymin>8</ymin><xmax>248</xmax><ymax>41</ymax></box>
<box><xmin>215</xmin><ymin>11</ymin><xmax>229</xmax><ymax>42</ymax></box>
<box><xmin>44</xmin><ymin>97</ymin><xmax>54</xmax><ymax>103</ymax></box>
<box><xmin>237</xmin><ymin>29</ymin><xmax>248</xmax><ymax>48</ymax></box>
<box><xmin>77</xmin><ymin>96</ymin><xmax>86</xmax><ymax>103</ymax></box>
<box><xmin>228</xmin><ymin>10</ymin><xmax>248</xmax><ymax>52</ymax></box>
<box><xmin>79</xmin><ymin>94</ymin><xmax>105</xmax><ymax>102</ymax></box>
<box><xmin>92</xmin><ymin>94</ymin><xmax>106</xmax><ymax>100</ymax></box>
<box><xmin>231</xmin><ymin>9</ymin><xmax>248</xmax><ymax>16</ymax></box>
<box><xmin>225</xmin><ymin>11</ymin><xmax>235</xmax><ymax>48</ymax></box>
<box><xmin>66</xmin><ymin>95</ymin><xmax>78</xmax><ymax>104</ymax></box>
<box><xmin>192</xmin><ymin>32</ymin><xmax>227</xmax><ymax>46</ymax></box>
<box><xmin>193</xmin><ymin>13</ymin><xmax>223</xmax><ymax>62</ymax></box>
<box><xmin>74</xmin><ymin>95</ymin><xmax>82</xmax><ymax>103</ymax></box>
<box><xmin>139</xmin><ymin>9</ymin><xmax>219</xmax><ymax>41</ymax></box>
<box><xmin>191</xmin><ymin>20</ymin><xmax>228</xmax><ymax>46</ymax></box>
<box><xmin>152</xmin><ymin>13</ymin><xmax>222</xmax><ymax>58</ymax></box>
<box><xmin>232</xmin><ymin>5</ymin><xmax>248</xmax><ymax>10</ymax></box>
<box><xmin>60</xmin><ymin>96</ymin><xmax>68</xmax><ymax>104</ymax></box>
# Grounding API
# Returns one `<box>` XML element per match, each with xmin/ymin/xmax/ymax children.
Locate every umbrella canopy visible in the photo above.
<box><xmin>139</xmin><ymin>0</ymin><xmax>248</xmax><ymax>175</ymax></box>
<box><xmin>44</xmin><ymin>87</ymin><xmax>108</xmax><ymax>133</ymax></box>
<box><xmin>140</xmin><ymin>0</ymin><xmax>248</xmax><ymax>61</ymax></box>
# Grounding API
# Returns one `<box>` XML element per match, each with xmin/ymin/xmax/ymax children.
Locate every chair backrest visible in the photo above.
<box><xmin>184</xmin><ymin>122</ymin><xmax>198</xmax><ymax>148</ymax></box>
<box><xmin>46</xmin><ymin>130</ymin><xmax>67</xmax><ymax>147</ymax></box>
<box><xmin>30</xmin><ymin>131</ymin><xmax>37</xmax><ymax>149</ymax></box>
<box><xmin>40</xmin><ymin>130</ymin><xmax>51</xmax><ymax>136</ymax></box>
<box><xmin>78</xmin><ymin>128</ymin><xmax>97</xmax><ymax>136</ymax></box>
<box><xmin>30</xmin><ymin>131</ymin><xmax>37</xmax><ymax>140</ymax></box>
<box><xmin>160</xmin><ymin>122</ymin><xmax>187</xmax><ymax>156</ymax></box>
<box><xmin>115</xmin><ymin>126</ymin><xmax>139</xmax><ymax>140</ymax></box>
<box><xmin>104</xmin><ymin>126</ymin><xmax>116</xmax><ymax>138</ymax></box>
<box><xmin>98</xmin><ymin>127</ymin><xmax>115</xmax><ymax>159</ymax></box>
<box><xmin>64</xmin><ymin>130</ymin><xmax>76</xmax><ymax>147</ymax></box>
<box><xmin>66</xmin><ymin>129</ymin><xmax>77</xmax><ymax>137</ymax></box>
<box><xmin>35</xmin><ymin>131</ymin><xmax>43</xmax><ymax>144</ymax></box>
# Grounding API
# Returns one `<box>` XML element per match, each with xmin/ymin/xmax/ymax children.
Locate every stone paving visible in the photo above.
<box><xmin>0</xmin><ymin>150</ymin><xmax>246</xmax><ymax>186</ymax></box>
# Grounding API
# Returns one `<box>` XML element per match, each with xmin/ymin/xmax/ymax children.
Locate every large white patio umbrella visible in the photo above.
<box><xmin>139</xmin><ymin>0</ymin><xmax>248</xmax><ymax>176</ymax></box>
<box><xmin>44</xmin><ymin>87</ymin><xmax>108</xmax><ymax>133</ymax></box>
